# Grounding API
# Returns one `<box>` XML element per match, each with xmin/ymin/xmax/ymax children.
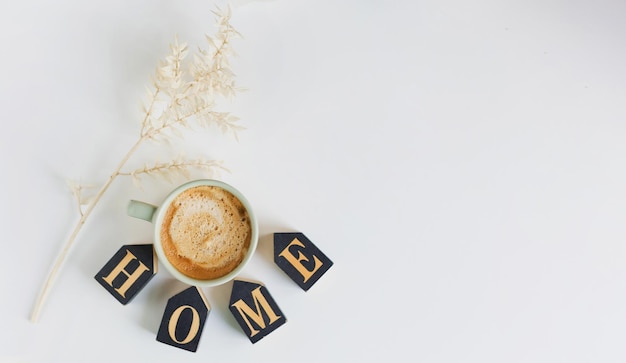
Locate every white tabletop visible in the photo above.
<box><xmin>2</xmin><ymin>0</ymin><xmax>626</xmax><ymax>361</ymax></box>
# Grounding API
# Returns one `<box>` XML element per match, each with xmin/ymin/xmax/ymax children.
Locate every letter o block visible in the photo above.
<box><xmin>157</xmin><ymin>286</ymin><xmax>211</xmax><ymax>352</ymax></box>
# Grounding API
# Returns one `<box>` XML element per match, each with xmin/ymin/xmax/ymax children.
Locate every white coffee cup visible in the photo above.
<box><xmin>127</xmin><ymin>179</ymin><xmax>258</xmax><ymax>287</ymax></box>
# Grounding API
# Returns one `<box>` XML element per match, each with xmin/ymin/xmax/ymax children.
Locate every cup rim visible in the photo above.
<box><xmin>152</xmin><ymin>179</ymin><xmax>259</xmax><ymax>287</ymax></box>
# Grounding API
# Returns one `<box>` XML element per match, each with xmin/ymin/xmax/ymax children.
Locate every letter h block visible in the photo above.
<box><xmin>229</xmin><ymin>280</ymin><xmax>286</xmax><ymax>343</ymax></box>
<box><xmin>274</xmin><ymin>232</ymin><xmax>333</xmax><ymax>291</ymax></box>
<box><xmin>95</xmin><ymin>244</ymin><xmax>157</xmax><ymax>305</ymax></box>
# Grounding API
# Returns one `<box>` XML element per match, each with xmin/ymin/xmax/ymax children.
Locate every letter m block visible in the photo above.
<box><xmin>229</xmin><ymin>280</ymin><xmax>286</xmax><ymax>343</ymax></box>
<box><xmin>95</xmin><ymin>244</ymin><xmax>157</xmax><ymax>305</ymax></box>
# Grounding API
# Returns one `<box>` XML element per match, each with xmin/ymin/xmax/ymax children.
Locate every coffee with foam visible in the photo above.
<box><xmin>160</xmin><ymin>185</ymin><xmax>252</xmax><ymax>280</ymax></box>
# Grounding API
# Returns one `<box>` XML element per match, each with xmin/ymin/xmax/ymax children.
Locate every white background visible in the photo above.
<box><xmin>2</xmin><ymin>0</ymin><xmax>626</xmax><ymax>362</ymax></box>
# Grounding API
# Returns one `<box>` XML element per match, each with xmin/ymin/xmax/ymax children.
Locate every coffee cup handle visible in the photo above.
<box><xmin>127</xmin><ymin>200</ymin><xmax>157</xmax><ymax>222</ymax></box>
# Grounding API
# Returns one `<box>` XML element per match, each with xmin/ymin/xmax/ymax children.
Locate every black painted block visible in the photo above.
<box><xmin>274</xmin><ymin>233</ymin><xmax>333</xmax><ymax>291</ymax></box>
<box><xmin>95</xmin><ymin>244</ymin><xmax>157</xmax><ymax>304</ymax></box>
<box><xmin>229</xmin><ymin>280</ymin><xmax>286</xmax><ymax>344</ymax></box>
<box><xmin>156</xmin><ymin>286</ymin><xmax>211</xmax><ymax>352</ymax></box>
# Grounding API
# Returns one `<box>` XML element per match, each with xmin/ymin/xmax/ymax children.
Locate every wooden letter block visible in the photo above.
<box><xmin>229</xmin><ymin>280</ymin><xmax>286</xmax><ymax>344</ymax></box>
<box><xmin>156</xmin><ymin>286</ymin><xmax>210</xmax><ymax>352</ymax></box>
<box><xmin>95</xmin><ymin>244</ymin><xmax>157</xmax><ymax>304</ymax></box>
<box><xmin>274</xmin><ymin>232</ymin><xmax>333</xmax><ymax>291</ymax></box>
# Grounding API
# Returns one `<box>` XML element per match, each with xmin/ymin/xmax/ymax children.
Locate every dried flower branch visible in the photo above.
<box><xmin>67</xmin><ymin>180</ymin><xmax>97</xmax><ymax>216</ymax></box>
<box><xmin>120</xmin><ymin>158</ymin><xmax>227</xmax><ymax>188</ymax></box>
<box><xmin>31</xmin><ymin>6</ymin><xmax>241</xmax><ymax>323</ymax></box>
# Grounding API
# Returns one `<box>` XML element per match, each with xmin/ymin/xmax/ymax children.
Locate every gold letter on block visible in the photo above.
<box><xmin>274</xmin><ymin>233</ymin><xmax>333</xmax><ymax>291</ymax></box>
<box><xmin>278</xmin><ymin>238</ymin><xmax>323</xmax><ymax>283</ymax></box>
<box><xmin>231</xmin><ymin>286</ymin><xmax>282</xmax><ymax>338</ymax></box>
<box><xmin>168</xmin><ymin>305</ymin><xmax>201</xmax><ymax>344</ymax></box>
<box><xmin>229</xmin><ymin>280</ymin><xmax>287</xmax><ymax>343</ymax></box>
<box><xmin>95</xmin><ymin>244</ymin><xmax>157</xmax><ymax>304</ymax></box>
<box><xmin>101</xmin><ymin>249</ymin><xmax>150</xmax><ymax>298</ymax></box>
<box><xmin>156</xmin><ymin>286</ymin><xmax>211</xmax><ymax>352</ymax></box>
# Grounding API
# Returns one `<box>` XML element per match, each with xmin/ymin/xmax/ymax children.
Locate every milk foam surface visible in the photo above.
<box><xmin>160</xmin><ymin>185</ymin><xmax>251</xmax><ymax>280</ymax></box>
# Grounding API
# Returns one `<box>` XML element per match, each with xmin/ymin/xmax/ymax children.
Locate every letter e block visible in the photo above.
<box><xmin>229</xmin><ymin>280</ymin><xmax>286</xmax><ymax>344</ymax></box>
<box><xmin>95</xmin><ymin>244</ymin><xmax>157</xmax><ymax>304</ymax></box>
<box><xmin>156</xmin><ymin>286</ymin><xmax>210</xmax><ymax>352</ymax></box>
<box><xmin>274</xmin><ymin>232</ymin><xmax>333</xmax><ymax>291</ymax></box>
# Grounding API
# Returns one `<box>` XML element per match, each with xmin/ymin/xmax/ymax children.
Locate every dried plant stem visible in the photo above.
<box><xmin>32</xmin><ymin>84</ymin><xmax>181</xmax><ymax>322</ymax></box>
<box><xmin>30</xmin><ymin>138</ymin><xmax>143</xmax><ymax>323</ymax></box>
<box><xmin>31</xmin><ymin>95</ymin><xmax>232</xmax><ymax>322</ymax></box>
<box><xmin>30</xmin><ymin>7</ymin><xmax>241</xmax><ymax>323</ymax></box>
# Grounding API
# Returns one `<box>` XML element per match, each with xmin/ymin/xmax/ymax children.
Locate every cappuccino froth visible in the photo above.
<box><xmin>160</xmin><ymin>185</ymin><xmax>251</xmax><ymax>280</ymax></box>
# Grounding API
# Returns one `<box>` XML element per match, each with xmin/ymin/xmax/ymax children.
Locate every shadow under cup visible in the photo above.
<box><xmin>127</xmin><ymin>179</ymin><xmax>259</xmax><ymax>287</ymax></box>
